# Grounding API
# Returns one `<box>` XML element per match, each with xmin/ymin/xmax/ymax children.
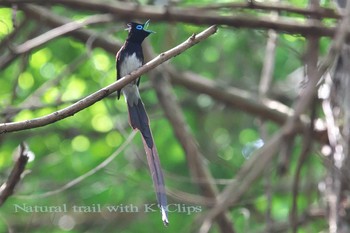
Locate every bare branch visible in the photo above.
<box><xmin>22</xmin><ymin>4</ymin><xmax>121</xmax><ymax>53</ymax></box>
<box><xmin>189</xmin><ymin>0</ymin><xmax>340</xmax><ymax>19</ymax></box>
<box><xmin>0</xmin><ymin>25</ymin><xmax>218</xmax><ymax>133</ymax></box>
<box><xmin>0</xmin><ymin>0</ymin><xmax>340</xmax><ymax>37</ymax></box>
<box><xmin>0</xmin><ymin>142</ymin><xmax>29</xmax><ymax>206</ymax></box>
<box><xmin>13</xmin><ymin>13</ymin><xmax>114</xmax><ymax>54</ymax></box>
<box><xmin>1</xmin><ymin>0</ymin><xmax>341</xmax><ymax>20</ymax></box>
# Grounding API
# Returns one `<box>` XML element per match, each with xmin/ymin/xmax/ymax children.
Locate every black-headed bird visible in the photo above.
<box><xmin>116</xmin><ymin>20</ymin><xmax>168</xmax><ymax>226</ymax></box>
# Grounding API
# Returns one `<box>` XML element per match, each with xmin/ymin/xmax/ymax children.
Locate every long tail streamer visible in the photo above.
<box><xmin>127</xmin><ymin>100</ymin><xmax>169</xmax><ymax>225</ymax></box>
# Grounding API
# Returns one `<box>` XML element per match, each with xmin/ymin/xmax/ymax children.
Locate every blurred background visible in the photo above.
<box><xmin>0</xmin><ymin>0</ymin><xmax>348</xmax><ymax>232</ymax></box>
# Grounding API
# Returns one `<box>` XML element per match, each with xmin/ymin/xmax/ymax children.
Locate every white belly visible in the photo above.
<box><xmin>119</xmin><ymin>53</ymin><xmax>142</xmax><ymax>77</ymax></box>
<box><xmin>120</xmin><ymin>53</ymin><xmax>142</xmax><ymax>105</ymax></box>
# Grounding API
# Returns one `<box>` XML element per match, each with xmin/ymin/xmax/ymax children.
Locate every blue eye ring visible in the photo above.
<box><xmin>136</xmin><ymin>25</ymin><xmax>143</xmax><ymax>30</ymax></box>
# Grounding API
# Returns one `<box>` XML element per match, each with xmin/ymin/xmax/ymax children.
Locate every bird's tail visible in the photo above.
<box><xmin>127</xmin><ymin>100</ymin><xmax>169</xmax><ymax>226</ymax></box>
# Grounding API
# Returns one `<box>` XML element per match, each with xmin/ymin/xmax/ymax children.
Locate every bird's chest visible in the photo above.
<box><xmin>119</xmin><ymin>53</ymin><xmax>143</xmax><ymax>78</ymax></box>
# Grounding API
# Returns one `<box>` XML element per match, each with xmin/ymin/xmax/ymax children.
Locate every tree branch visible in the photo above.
<box><xmin>13</xmin><ymin>13</ymin><xmax>114</xmax><ymax>54</ymax></box>
<box><xmin>0</xmin><ymin>0</ymin><xmax>340</xmax><ymax>37</ymax></box>
<box><xmin>189</xmin><ymin>0</ymin><xmax>340</xmax><ymax>19</ymax></box>
<box><xmin>0</xmin><ymin>142</ymin><xmax>29</xmax><ymax>206</ymax></box>
<box><xmin>18</xmin><ymin>6</ymin><xmax>328</xmax><ymax>145</ymax></box>
<box><xmin>0</xmin><ymin>25</ymin><xmax>218</xmax><ymax>133</ymax></box>
<box><xmin>1</xmin><ymin>0</ymin><xmax>341</xmax><ymax>20</ymax></box>
<box><xmin>22</xmin><ymin>4</ymin><xmax>120</xmax><ymax>53</ymax></box>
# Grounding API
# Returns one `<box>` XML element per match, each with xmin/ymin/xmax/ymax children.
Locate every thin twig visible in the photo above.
<box><xmin>0</xmin><ymin>142</ymin><xmax>29</xmax><ymax>206</ymax></box>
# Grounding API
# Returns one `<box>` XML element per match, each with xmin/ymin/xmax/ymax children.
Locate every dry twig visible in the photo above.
<box><xmin>0</xmin><ymin>143</ymin><xmax>29</xmax><ymax>206</ymax></box>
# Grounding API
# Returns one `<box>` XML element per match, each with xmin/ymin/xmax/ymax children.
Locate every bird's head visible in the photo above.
<box><xmin>126</xmin><ymin>20</ymin><xmax>155</xmax><ymax>43</ymax></box>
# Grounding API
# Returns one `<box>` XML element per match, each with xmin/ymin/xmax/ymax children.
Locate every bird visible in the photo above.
<box><xmin>116</xmin><ymin>20</ymin><xmax>169</xmax><ymax>226</ymax></box>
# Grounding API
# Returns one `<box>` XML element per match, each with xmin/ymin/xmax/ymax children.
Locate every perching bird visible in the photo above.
<box><xmin>116</xmin><ymin>20</ymin><xmax>168</xmax><ymax>226</ymax></box>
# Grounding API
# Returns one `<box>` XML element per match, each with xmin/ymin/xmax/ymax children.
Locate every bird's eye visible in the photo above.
<box><xmin>136</xmin><ymin>25</ymin><xmax>143</xmax><ymax>30</ymax></box>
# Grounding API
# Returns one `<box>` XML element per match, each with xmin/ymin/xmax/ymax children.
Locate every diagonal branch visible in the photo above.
<box><xmin>22</xmin><ymin>4</ymin><xmax>120</xmax><ymax>53</ymax></box>
<box><xmin>0</xmin><ymin>25</ymin><xmax>218</xmax><ymax>133</ymax></box>
<box><xmin>0</xmin><ymin>142</ymin><xmax>29</xmax><ymax>206</ymax></box>
<box><xmin>13</xmin><ymin>13</ymin><xmax>114</xmax><ymax>54</ymax></box>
